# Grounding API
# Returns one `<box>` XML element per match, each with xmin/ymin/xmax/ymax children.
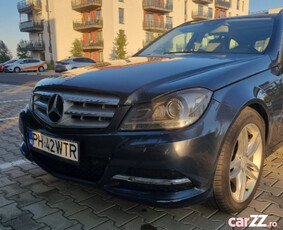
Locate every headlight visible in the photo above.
<box><xmin>120</xmin><ymin>88</ymin><xmax>212</xmax><ymax>130</ymax></box>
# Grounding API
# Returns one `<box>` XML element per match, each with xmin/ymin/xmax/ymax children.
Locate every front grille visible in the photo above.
<box><xmin>33</xmin><ymin>89</ymin><xmax>119</xmax><ymax>128</ymax></box>
<box><xmin>31</xmin><ymin>150</ymin><xmax>108</xmax><ymax>182</ymax></box>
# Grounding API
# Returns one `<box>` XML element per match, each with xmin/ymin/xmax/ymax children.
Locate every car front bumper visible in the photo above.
<box><xmin>19</xmin><ymin>99</ymin><xmax>236</xmax><ymax>207</ymax></box>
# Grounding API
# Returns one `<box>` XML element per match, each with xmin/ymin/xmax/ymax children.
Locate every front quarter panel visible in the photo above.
<box><xmin>213</xmin><ymin>67</ymin><xmax>283</xmax><ymax>146</ymax></box>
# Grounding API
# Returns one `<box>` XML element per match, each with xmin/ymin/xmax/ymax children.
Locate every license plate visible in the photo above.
<box><xmin>28</xmin><ymin>130</ymin><xmax>79</xmax><ymax>162</ymax></box>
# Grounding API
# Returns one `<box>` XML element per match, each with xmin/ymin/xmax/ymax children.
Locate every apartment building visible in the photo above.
<box><xmin>18</xmin><ymin>0</ymin><xmax>249</xmax><ymax>63</ymax></box>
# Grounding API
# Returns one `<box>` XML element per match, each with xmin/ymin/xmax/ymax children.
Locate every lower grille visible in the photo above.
<box><xmin>126</xmin><ymin>168</ymin><xmax>187</xmax><ymax>179</ymax></box>
<box><xmin>31</xmin><ymin>150</ymin><xmax>108</xmax><ymax>182</ymax></box>
<box><xmin>118</xmin><ymin>181</ymin><xmax>193</xmax><ymax>193</ymax></box>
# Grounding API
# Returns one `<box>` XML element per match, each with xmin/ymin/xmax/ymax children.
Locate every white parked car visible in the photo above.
<box><xmin>55</xmin><ymin>57</ymin><xmax>96</xmax><ymax>73</ymax></box>
<box><xmin>7</xmin><ymin>58</ymin><xmax>47</xmax><ymax>73</ymax></box>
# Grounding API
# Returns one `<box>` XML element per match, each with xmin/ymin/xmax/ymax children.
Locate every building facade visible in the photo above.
<box><xmin>18</xmin><ymin>0</ymin><xmax>249</xmax><ymax>63</ymax></box>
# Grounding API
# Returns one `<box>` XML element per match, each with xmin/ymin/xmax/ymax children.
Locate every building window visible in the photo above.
<box><xmin>220</xmin><ymin>11</ymin><xmax>225</xmax><ymax>18</ymax></box>
<box><xmin>88</xmin><ymin>32</ymin><xmax>91</xmax><ymax>41</ymax></box>
<box><xmin>97</xmin><ymin>31</ymin><xmax>102</xmax><ymax>40</ymax></box>
<box><xmin>119</xmin><ymin>0</ymin><xmax>124</xmax><ymax>2</ymax></box>
<box><xmin>166</xmin><ymin>16</ymin><xmax>172</xmax><ymax>27</ymax></box>
<box><xmin>119</xmin><ymin>8</ymin><xmax>124</xmax><ymax>24</ymax></box>
<box><xmin>242</xmin><ymin>1</ymin><xmax>244</xmax><ymax>11</ymax></box>
<box><xmin>146</xmin><ymin>32</ymin><xmax>154</xmax><ymax>41</ymax></box>
<box><xmin>98</xmin><ymin>51</ymin><xmax>103</xmax><ymax>62</ymax></box>
<box><xmin>237</xmin><ymin>0</ymin><xmax>240</xmax><ymax>10</ymax></box>
<box><xmin>198</xmin><ymin>5</ymin><xmax>203</xmax><ymax>15</ymax></box>
<box><xmin>208</xmin><ymin>7</ymin><xmax>212</xmax><ymax>17</ymax></box>
<box><xmin>145</xmin><ymin>13</ymin><xmax>153</xmax><ymax>25</ymax></box>
<box><xmin>97</xmin><ymin>10</ymin><xmax>101</xmax><ymax>18</ymax></box>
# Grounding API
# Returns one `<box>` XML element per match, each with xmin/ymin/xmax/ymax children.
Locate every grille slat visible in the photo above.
<box><xmin>66</xmin><ymin>106</ymin><xmax>116</xmax><ymax>118</ymax></box>
<box><xmin>34</xmin><ymin>100</ymin><xmax>48</xmax><ymax>110</ymax></box>
<box><xmin>33</xmin><ymin>89</ymin><xmax>119</xmax><ymax>129</ymax></box>
<box><xmin>64</xmin><ymin>93</ymin><xmax>119</xmax><ymax>105</ymax></box>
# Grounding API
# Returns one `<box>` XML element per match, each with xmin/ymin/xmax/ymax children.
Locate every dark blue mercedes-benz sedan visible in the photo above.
<box><xmin>19</xmin><ymin>12</ymin><xmax>283</xmax><ymax>213</ymax></box>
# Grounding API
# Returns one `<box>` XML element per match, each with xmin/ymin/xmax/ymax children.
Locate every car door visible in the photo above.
<box><xmin>73</xmin><ymin>58</ymin><xmax>84</xmax><ymax>68</ymax></box>
<box><xmin>18</xmin><ymin>59</ymin><xmax>30</xmax><ymax>70</ymax></box>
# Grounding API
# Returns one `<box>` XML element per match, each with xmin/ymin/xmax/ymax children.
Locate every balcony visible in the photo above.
<box><xmin>17</xmin><ymin>0</ymin><xmax>42</xmax><ymax>13</ymax></box>
<box><xmin>215</xmin><ymin>0</ymin><xmax>231</xmax><ymax>10</ymax></box>
<box><xmin>19</xmin><ymin>20</ymin><xmax>43</xmax><ymax>32</ymax></box>
<box><xmin>192</xmin><ymin>10</ymin><xmax>213</xmax><ymax>20</ymax></box>
<box><xmin>82</xmin><ymin>40</ymin><xmax>104</xmax><ymax>51</ymax></box>
<box><xmin>72</xmin><ymin>0</ymin><xmax>102</xmax><ymax>12</ymax></box>
<box><xmin>143</xmin><ymin>0</ymin><xmax>173</xmax><ymax>13</ymax></box>
<box><xmin>73</xmin><ymin>19</ymin><xmax>103</xmax><ymax>32</ymax></box>
<box><xmin>20</xmin><ymin>41</ymin><xmax>45</xmax><ymax>52</ymax></box>
<box><xmin>143</xmin><ymin>20</ymin><xmax>172</xmax><ymax>32</ymax></box>
<box><xmin>192</xmin><ymin>0</ymin><xmax>213</xmax><ymax>4</ymax></box>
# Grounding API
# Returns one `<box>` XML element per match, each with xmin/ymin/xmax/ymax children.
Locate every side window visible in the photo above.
<box><xmin>73</xmin><ymin>58</ymin><xmax>81</xmax><ymax>62</ymax></box>
<box><xmin>30</xmin><ymin>59</ymin><xmax>40</xmax><ymax>63</ymax></box>
<box><xmin>83</xmin><ymin>58</ymin><xmax>95</xmax><ymax>63</ymax></box>
<box><xmin>21</xmin><ymin>60</ymin><xmax>28</xmax><ymax>64</ymax></box>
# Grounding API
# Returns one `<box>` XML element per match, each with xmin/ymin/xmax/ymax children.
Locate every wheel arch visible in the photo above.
<box><xmin>247</xmin><ymin>102</ymin><xmax>270</xmax><ymax>144</ymax></box>
<box><xmin>14</xmin><ymin>66</ymin><xmax>21</xmax><ymax>72</ymax></box>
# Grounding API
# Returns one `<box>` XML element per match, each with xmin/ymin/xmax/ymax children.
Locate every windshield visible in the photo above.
<box><xmin>139</xmin><ymin>17</ymin><xmax>275</xmax><ymax>56</ymax></box>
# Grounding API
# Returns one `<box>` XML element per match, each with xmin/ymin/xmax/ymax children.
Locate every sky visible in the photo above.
<box><xmin>0</xmin><ymin>0</ymin><xmax>282</xmax><ymax>59</ymax></box>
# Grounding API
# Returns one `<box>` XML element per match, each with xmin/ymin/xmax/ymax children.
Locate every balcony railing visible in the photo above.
<box><xmin>19</xmin><ymin>20</ymin><xmax>43</xmax><ymax>32</ymax></box>
<box><xmin>215</xmin><ymin>0</ymin><xmax>231</xmax><ymax>10</ymax></box>
<box><xmin>82</xmin><ymin>40</ymin><xmax>104</xmax><ymax>50</ymax></box>
<box><xmin>17</xmin><ymin>0</ymin><xmax>42</xmax><ymax>13</ymax></box>
<box><xmin>192</xmin><ymin>0</ymin><xmax>213</xmax><ymax>4</ymax></box>
<box><xmin>143</xmin><ymin>20</ymin><xmax>172</xmax><ymax>32</ymax></box>
<box><xmin>143</xmin><ymin>0</ymin><xmax>173</xmax><ymax>13</ymax></box>
<box><xmin>73</xmin><ymin>19</ymin><xmax>103</xmax><ymax>32</ymax></box>
<box><xmin>72</xmin><ymin>0</ymin><xmax>102</xmax><ymax>12</ymax></box>
<box><xmin>192</xmin><ymin>10</ymin><xmax>213</xmax><ymax>20</ymax></box>
<box><xmin>20</xmin><ymin>41</ymin><xmax>45</xmax><ymax>52</ymax></box>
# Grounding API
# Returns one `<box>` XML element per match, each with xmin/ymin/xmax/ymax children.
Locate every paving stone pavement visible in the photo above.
<box><xmin>0</xmin><ymin>83</ymin><xmax>282</xmax><ymax>230</ymax></box>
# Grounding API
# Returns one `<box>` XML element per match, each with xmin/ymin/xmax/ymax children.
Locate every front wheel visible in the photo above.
<box><xmin>38</xmin><ymin>66</ymin><xmax>44</xmax><ymax>72</ymax></box>
<box><xmin>213</xmin><ymin>107</ymin><xmax>265</xmax><ymax>213</ymax></box>
<box><xmin>14</xmin><ymin>67</ymin><xmax>21</xmax><ymax>73</ymax></box>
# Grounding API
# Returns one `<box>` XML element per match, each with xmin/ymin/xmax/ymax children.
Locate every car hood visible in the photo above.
<box><xmin>36</xmin><ymin>54</ymin><xmax>271</xmax><ymax>105</ymax></box>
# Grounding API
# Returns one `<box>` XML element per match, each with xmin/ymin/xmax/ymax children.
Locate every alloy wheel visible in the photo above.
<box><xmin>229</xmin><ymin>123</ymin><xmax>263</xmax><ymax>202</ymax></box>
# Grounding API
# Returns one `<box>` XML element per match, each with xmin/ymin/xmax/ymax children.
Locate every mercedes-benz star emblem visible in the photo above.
<box><xmin>47</xmin><ymin>94</ymin><xmax>64</xmax><ymax>122</ymax></box>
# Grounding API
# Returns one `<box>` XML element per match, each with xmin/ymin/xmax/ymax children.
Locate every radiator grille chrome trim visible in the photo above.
<box><xmin>33</xmin><ymin>89</ymin><xmax>119</xmax><ymax>129</ymax></box>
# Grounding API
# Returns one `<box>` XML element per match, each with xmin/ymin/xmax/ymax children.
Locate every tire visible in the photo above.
<box><xmin>38</xmin><ymin>66</ymin><xmax>44</xmax><ymax>72</ymax></box>
<box><xmin>213</xmin><ymin>107</ymin><xmax>265</xmax><ymax>213</ymax></box>
<box><xmin>14</xmin><ymin>67</ymin><xmax>21</xmax><ymax>73</ymax></box>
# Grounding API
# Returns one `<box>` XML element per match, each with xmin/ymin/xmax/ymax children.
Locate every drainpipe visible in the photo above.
<box><xmin>46</xmin><ymin>0</ymin><xmax>53</xmax><ymax>63</ymax></box>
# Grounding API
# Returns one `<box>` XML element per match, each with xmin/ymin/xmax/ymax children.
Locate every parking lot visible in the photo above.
<box><xmin>0</xmin><ymin>72</ymin><xmax>282</xmax><ymax>230</ymax></box>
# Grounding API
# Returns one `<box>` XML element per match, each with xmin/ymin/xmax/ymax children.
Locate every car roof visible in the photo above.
<box><xmin>179</xmin><ymin>13</ymin><xmax>278</xmax><ymax>28</ymax></box>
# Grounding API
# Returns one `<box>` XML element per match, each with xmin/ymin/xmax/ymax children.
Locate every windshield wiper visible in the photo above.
<box><xmin>163</xmin><ymin>51</ymin><xmax>224</xmax><ymax>54</ymax></box>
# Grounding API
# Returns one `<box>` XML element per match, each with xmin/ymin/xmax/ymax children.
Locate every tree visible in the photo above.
<box><xmin>0</xmin><ymin>40</ymin><xmax>12</xmax><ymax>63</ymax></box>
<box><xmin>113</xmin><ymin>30</ymin><xmax>127</xmax><ymax>59</ymax></box>
<box><xmin>17</xmin><ymin>43</ymin><xmax>30</xmax><ymax>59</ymax></box>
<box><xmin>70</xmin><ymin>39</ymin><xmax>83</xmax><ymax>57</ymax></box>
